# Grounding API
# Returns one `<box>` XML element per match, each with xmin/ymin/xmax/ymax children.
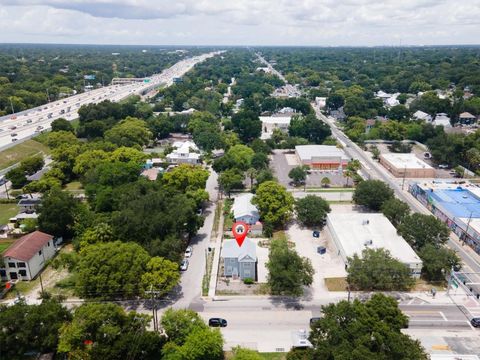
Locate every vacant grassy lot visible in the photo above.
<box><xmin>0</xmin><ymin>203</ymin><xmax>18</xmax><ymax>226</ymax></box>
<box><xmin>324</xmin><ymin>277</ymin><xmax>348</xmax><ymax>291</ymax></box>
<box><xmin>0</xmin><ymin>139</ymin><xmax>50</xmax><ymax>170</ymax></box>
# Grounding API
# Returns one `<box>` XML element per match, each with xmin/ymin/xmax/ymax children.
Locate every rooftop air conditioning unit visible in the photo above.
<box><xmin>364</xmin><ymin>239</ymin><xmax>373</xmax><ymax>246</ymax></box>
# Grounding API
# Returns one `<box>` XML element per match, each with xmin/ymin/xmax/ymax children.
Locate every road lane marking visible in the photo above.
<box><xmin>439</xmin><ymin>312</ymin><xmax>447</xmax><ymax>321</ymax></box>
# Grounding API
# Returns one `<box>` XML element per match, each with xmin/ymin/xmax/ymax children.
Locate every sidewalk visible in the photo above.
<box><xmin>208</xmin><ymin>200</ymin><xmax>224</xmax><ymax>298</ymax></box>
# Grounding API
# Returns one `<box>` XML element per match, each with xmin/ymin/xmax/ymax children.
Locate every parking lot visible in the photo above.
<box><xmin>271</xmin><ymin>150</ymin><xmax>348</xmax><ymax>188</ymax></box>
<box><xmin>287</xmin><ymin>221</ymin><xmax>347</xmax><ymax>300</ymax></box>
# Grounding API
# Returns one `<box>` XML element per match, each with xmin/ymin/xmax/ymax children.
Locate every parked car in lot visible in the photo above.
<box><xmin>180</xmin><ymin>259</ymin><xmax>189</xmax><ymax>271</ymax></box>
<box><xmin>312</xmin><ymin>230</ymin><xmax>320</xmax><ymax>238</ymax></box>
<box><xmin>208</xmin><ymin>318</ymin><xmax>227</xmax><ymax>327</ymax></box>
<box><xmin>471</xmin><ymin>317</ymin><xmax>480</xmax><ymax>328</ymax></box>
<box><xmin>438</xmin><ymin>164</ymin><xmax>449</xmax><ymax>169</ymax></box>
<box><xmin>185</xmin><ymin>246</ymin><xmax>193</xmax><ymax>258</ymax></box>
<box><xmin>309</xmin><ymin>317</ymin><xmax>322</xmax><ymax>326</ymax></box>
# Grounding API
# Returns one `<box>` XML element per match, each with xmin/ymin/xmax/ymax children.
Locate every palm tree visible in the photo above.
<box><xmin>343</xmin><ymin>159</ymin><xmax>361</xmax><ymax>186</ymax></box>
<box><xmin>246</xmin><ymin>168</ymin><xmax>257</xmax><ymax>189</ymax></box>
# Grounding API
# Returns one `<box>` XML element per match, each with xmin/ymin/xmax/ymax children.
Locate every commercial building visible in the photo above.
<box><xmin>295</xmin><ymin>145</ymin><xmax>349</xmax><ymax>170</ymax></box>
<box><xmin>379</xmin><ymin>153</ymin><xmax>435</xmax><ymax>178</ymax></box>
<box><xmin>260</xmin><ymin>116</ymin><xmax>291</xmax><ymax>139</ymax></box>
<box><xmin>1</xmin><ymin>231</ymin><xmax>56</xmax><ymax>281</ymax></box>
<box><xmin>410</xmin><ymin>181</ymin><xmax>480</xmax><ymax>254</ymax></box>
<box><xmin>327</xmin><ymin>213</ymin><xmax>423</xmax><ymax>277</ymax></box>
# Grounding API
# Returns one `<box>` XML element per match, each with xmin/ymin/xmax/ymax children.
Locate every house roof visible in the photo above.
<box><xmin>460</xmin><ymin>112</ymin><xmax>476</xmax><ymax>118</ymax></box>
<box><xmin>18</xmin><ymin>198</ymin><xmax>41</xmax><ymax>206</ymax></box>
<box><xmin>3</xmin><ymin>231</ymin><xmax>53</xmax><ymax>261</ymax></box>
<box><xmin>232</xmin><ymin>193</ymin><xmax>259</xmax><ymax>219</ymax></box>
<box><xmin>221</xmin><ymin>238</ymin><xmax>257</xmax><ymax>261</ymax></box>
<box><xmin>413</xmin><ymin>110</ymin><xmax>431</xmax><ymax>120</ymax></box>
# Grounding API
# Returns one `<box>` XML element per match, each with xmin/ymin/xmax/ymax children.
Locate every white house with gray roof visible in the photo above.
<box><xmin>221</xmin><ymin>238</ymin><xmax>257</xmax><ymax>280</ymax></box>
<box><xmin>232</xmin><ymin>193</ymin><xmax>260</xmax><ymax>225</ymax></box>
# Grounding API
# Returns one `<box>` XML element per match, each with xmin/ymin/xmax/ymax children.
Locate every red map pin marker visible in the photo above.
<box><xmin>232</xmin><ymin>221</ymin><xmax>249</xmax><ymax>247</ymax></box>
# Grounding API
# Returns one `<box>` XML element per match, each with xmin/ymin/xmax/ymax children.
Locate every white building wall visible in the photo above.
<box><xmin>27</xmin><ymin>239</ymin><xmax>56</xmax><ymax>280</ymax></box>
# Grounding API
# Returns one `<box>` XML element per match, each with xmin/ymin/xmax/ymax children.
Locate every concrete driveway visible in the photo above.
<box><xmin>287</xmin><ymin>223</ymin><xmax>347</xmax><ymax>300</ymax></box>
<box><xmin>252</xmin><ymin>239</ymin><xmax>269</xmax><ymax>283</ymax></box>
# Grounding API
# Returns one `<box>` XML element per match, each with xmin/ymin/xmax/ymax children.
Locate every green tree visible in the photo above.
<box><xmin>381</xmin><ymin>198</ymin><xmax>411</xmax><ymax>227</ymax></box>
<box><xmin>160</xmin><ymin>308</ymin><xmax>208</xmax><ymax>345</ymax></box>
<box><xmin>343</xmin><ymin>159</ymin><xmax>361</xmax><ymax>186</ymax></box>
<box><xmin>46</xmin><ymin>130</ymin><xmax>79</xmax><ymax>149</ymax></box>
<box><xmin>38</xmin><ymin>188</ymin><xmax>78</xmax><ymax>238</ymax></box>
<box><xmin>353</xmin><ymin>179</ymin><xmax>394</xmax><ymax>211</ymax></box>
<box><xmin>308</xmin><ymin>294</ymin><xmax>428</xmax><ymax>360</ymax></box>
<box><xmin>141</xmin><ymin>257</ymin><xmax>180</xmax><ymax>296</ymax></box>
<box><xmin>51</xmin><ymin>117</ymin><xmax>74</xmax><ymax>132</ymax></box>
<box><xmin>58</xmin><ymin>303</ymin><xmax>163</xmax><ymax>360</ymax></box>
<box><xmin>370</xmin><ymin>145</ymin><xmax>380</xmax><ymax>160</ymax></box>
<box><xmin>73</xmin><ymin>149</ymin><xmax>110</xmax><ymax>176</ymax></box>
<box><xmin>231</xmin><ymin>346</ymin><xmax>263</xmax><ymax>360</ymax></box>
<box><xmin>231</xmin><ymin>110</ymin><xmax>262</xmax><ymax>143</ymax></box>
<box><xmin>0</xmin><ymin>299</ymin><xmax>71</xmax><ymax>359</ymax></box>
<box><xmin>288</xmin><ymin>166</ymin><xmax>308</xmax><ymax>186</ymax></box>
<box><xmin>347</xmin><ymin>248</ymin><xmax>415</xmax><ymax>291</ymax></box>
<box><xmin>295</xmin><ymin>195</ymin><xmax>331</xmax><ymax>228</ymax></box>
<box><xmin>398</xmin><ymin>214</ymin><xmax>450</xmax><ymax>249</ymax></box>
<box><xmin>227</xmin><ymin>144</ymin><xmax>255</xmax><ymax>170</ymax></box>
<box><xmin>266</xmin><ymin>237</ymin><xmax>314</xmax><ymax>296</ymax></box>
<box><xmin>252</xmin><ymin>181</ymin><xmax>294</xmax><ymax>232</ymax></box>
<box><xmin>104</xmin><ymin>116</ymin><xmax>152</xmax><ymax>148</ymax></box>
<box><xmin>5</xmin><ymin>167</ymin><xmax>28</xmax><ymax>189</ymax></box>
<box><xmin>162</xmin><ymin>163</ymin><xmax>209</xmax><ymax>193</ymax></box>
<box><xmin>76</xmin><ymin>241</ymin><xmax>151</xmax><ymax>299</ymax></box>
<box><xmin>162</xmin><ymin>327</ymin><xmax>224</xmax><ymax>360</ymax></box>
<box><xmin>20</xmin><ymin>155</ymin><xmax>45</xmax><ymax>175</ymax></box>
<box><xmin>219</xmin><ymin>168</ymin><xmax>244</xmax><ymax>197</ymax></box>
<box><xmin>321</xmin><ymin>176</ymin><xmax>331</xmax><ymax>188</ymax></box>
<box><xmin>419</xmin><ymin>244</ymin><xmax>461</xmax><ymax>281</ymax></box>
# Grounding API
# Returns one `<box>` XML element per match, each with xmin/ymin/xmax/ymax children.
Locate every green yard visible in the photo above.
<box><xmin>0</xmin><ymin>139</ymin><xmax>50</xmax><ymax>171</ymax></box>
<box><xmin>0</xmin><ymin>240</ymin><xmax>14</xmax><ymax>254</ymax></box>
<box><xmin>0</xmin><ymin>203</ymin><xmax>18</xmax><ymax>226</ymax></box>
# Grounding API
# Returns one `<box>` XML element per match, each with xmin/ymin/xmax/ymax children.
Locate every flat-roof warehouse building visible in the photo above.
<box><xmin>327</xmin><ymin>213</ymin><xmax>423</xmax><ymax>277</ymax></box>
<box><xmin>410</xmin><ymin>182</ymin><xmax>480</xmax><ymax>254</ymax></box>
<box><xmin>295</xmin><ymin>145</ymin><xmax>349</xmax><ymax>170</ymax></box>
<box><xmin>380</xmin><ymin>153</ymin><xmax>435</xmax><ymax>178</ymax></box>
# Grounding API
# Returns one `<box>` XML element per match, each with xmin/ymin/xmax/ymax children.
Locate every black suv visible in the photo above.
<box><xmin>208</xmin><ymin>318</ymin><xmax>227</xmax><ymax>327</ymax></box>
<box><xmin>471</xmin><ymin>317</ymin><xmax>480</xmax><ymax>328</ymax></box>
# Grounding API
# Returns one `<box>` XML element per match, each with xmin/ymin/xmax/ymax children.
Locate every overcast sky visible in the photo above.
<box><xmin>0</xmin><ymin>0</ymin><xmax>479</xmax><ymax>46</ymax></box>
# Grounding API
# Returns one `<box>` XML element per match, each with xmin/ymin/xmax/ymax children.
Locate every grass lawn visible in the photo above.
<box><xmin>0</xmin><ymin>240</ymin><xmax>14</xmax><ymax>254</ymax></box>
<box><xmin>225</xmin><ymin>352</ymin><xmax>286</xmax><ymax>360</ymax></box>
<box><xmin>413</xmin><ymin>278</ymin><xmax>446</xmax><ymax>291</ymax></box>
<box><xmin>0</xmin><ymin>203</ymin><xmax>18</xmax><ymax>226</ymax></box>
<box><xmin>324</xmin><ymin>277</ymin><xmax>348</xmax><ymax>291</ymax></box>
<box><xmin>65</xmin><ymin>181</ymin><xmax>83</xmax><ymax>191</ymax></box>
<box><xmin>0</xmin><ymin>139</ymin><xmax>50</xmax><ymax>170</ymax></box>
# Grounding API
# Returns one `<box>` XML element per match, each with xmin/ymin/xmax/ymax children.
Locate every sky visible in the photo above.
<box><xmin>0</xmin><ymin>0</ymin><xmax>480</xmax><ymax>46</ymax></box>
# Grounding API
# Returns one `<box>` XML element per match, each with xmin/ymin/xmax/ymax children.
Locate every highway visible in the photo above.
<box><xmin>0</xmin><ymin>51</ymin><xmax>222</xmax><ymax>151</ymax></box>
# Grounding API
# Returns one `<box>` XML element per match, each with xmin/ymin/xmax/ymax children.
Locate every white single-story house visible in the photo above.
<box><xmin>412</xmin><ymin>110</ymin><xmax>432</xmax><ymax>122</ymax></box>
<box><xmin>260</xmin><ymin>116</ymin><xmax>292</xmax><ymax>139</ymax></box>
<box><xmin>433</xmin><ymin>113</ymin><xmax>452</xmax><ymax>128</ymax></box>
<box><xmin>232</xmin><ymin>193</ymin><xmax>260</xmax><ymax>225</ymax></box>
<box><xmin>1</xmin><ymin>231</ymin><xmax>56</xmax><ymax>281</ymax></box>
<box><xmin>221</xmin><ymin>238</ymin><xmax>257</xmax><ymax>280</ymax></box>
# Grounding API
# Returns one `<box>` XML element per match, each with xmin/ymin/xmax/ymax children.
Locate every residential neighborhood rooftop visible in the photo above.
<box><xmin>221</xmin><ymin>238</ymin><xmax>257</xmax><ymax>261</ymax></box>
<box><xmin>3</xmin><ymin>231</ymin><xmax>54</xmax><ymax>262</ymax></box>
<box><xmin>232</xmin><ymin>193</ymin><xmax>258</xmax><ymax>219</ymax></box>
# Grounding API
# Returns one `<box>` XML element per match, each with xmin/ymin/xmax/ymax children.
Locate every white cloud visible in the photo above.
<box><xmin>0</xmin><ymin>0</ymin><xmax>479</xmax><ymax>45</ymax></box>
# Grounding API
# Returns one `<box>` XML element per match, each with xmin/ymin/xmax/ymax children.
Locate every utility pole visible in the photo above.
<box><xmin>9</xmin><ymin>97</ymin><xmax>15</xmax><ymax>114</ymax></box>
<box><xmin>463</xmin><ymin>212</ymin><xmax>473</xmax><ymax>245</ymax></box>
<box><xmin>401</xmin><ymin>165</ymin><xmax>407</xmax><ymax>190</ymax></box>
<box><xmin>4</xmin><ymin>182</ymin><xmax>9</xmax><ymax>200</ymax></box>
<box><xmin>146</xmin><ymin>285</ymin><xmax>159</xmax><ymax>331</ymax></box>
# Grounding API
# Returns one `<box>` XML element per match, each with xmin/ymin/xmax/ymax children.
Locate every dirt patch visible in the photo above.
<box><xmin>325</xmin><ymin>277</ymin><xmax>348</xmax><ymax>291</ymax></box>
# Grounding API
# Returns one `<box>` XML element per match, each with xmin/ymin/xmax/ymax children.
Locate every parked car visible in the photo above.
<box><xmin>208</xmin><ymin>318</ymin><xmax>227</xmax><ymax>327</ymax></box>
<box><xmin>309</xmin><ymin>317</ymin><xmax>322</xmax><ymax>326</ymax></box>
<box><xmin>438</xmin><ymin>164</ymin><xmax>449</xmax><ymax>169</ymax></box>
<box><xmin>471</xmin><ymin>317</ymin><xmax>480</xmax><ymax>328</ymax></box>
<box><xmin>317</xmin><ymin>246</ymin><xmax>326</xmax><ymax>255</ymax></box>
<box><xmin>185</xmin><ymin>246</ymin><xmax>193</xmax><ymax>258</ymax></box>
<box><xmin>180</xmin><ymin>259</ymin><xmax>189</xmax><ymax>271</ymax></box>
<box><xmin>312</xmin><ymin>230</ymin><xmax>320</xmax><ymax>238</ymax></box>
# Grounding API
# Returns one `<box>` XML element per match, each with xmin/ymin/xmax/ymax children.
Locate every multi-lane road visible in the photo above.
<box><xmin>0</xmin><ymin>51</ymin><xmax>221</xmax><ymax>151</ymax></box>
